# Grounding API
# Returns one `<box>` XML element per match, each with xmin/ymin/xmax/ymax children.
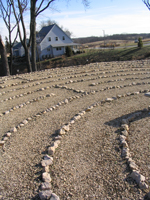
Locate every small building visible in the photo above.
<box><xmin>13</xmin><ymin>24</ymin><xmax>80</xmax><ymax>60</ymax></box>
<box><xmin>36</xmin><ymin>24</ymin><xmax>79</xmax><ymax>60</ymax></box>
<box><xmin>12</xmin><ymin>42</ymin><xmax>25</xmax><ymax>57</ymax></box>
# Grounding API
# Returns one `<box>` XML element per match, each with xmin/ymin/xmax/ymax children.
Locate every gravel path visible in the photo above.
<box><xmin>0</xmin><ymin>60</ymin><xmax>150</xmax><ymax>200</ymax></box>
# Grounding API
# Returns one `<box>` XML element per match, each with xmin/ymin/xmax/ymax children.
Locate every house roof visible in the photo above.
<box><xmin>13</xmin><ymin>42</ymin><xmax>22</xmax><ymax>49</ymax></box>
<box><xmin>37</xmin><ymin>24</ymin><xmax>55</xmax><ymax>42</ymax></box>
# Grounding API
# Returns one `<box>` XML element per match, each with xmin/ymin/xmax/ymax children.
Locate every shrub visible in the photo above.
<box><xmin>138</xmin><ymin>37</ymin><xmax>143</xmax><ymax>48</ymax></box>
<box><xmin>66</xmin><ymin>46</ymin><xmax>73</xmax><ymax>57</ymax></box>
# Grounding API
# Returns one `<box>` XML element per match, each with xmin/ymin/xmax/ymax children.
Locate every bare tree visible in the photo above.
<box><xmin>0</xmin><ymin>0</ymin><xmax>19</xmax><ymax>74</ymax></box>
<box><xmin>143</xmin><ymin>0</ymin><xmax>150</xmax><ymax>10</ymax></box>
<box><xmin>30</xmin><ymin>0</ymin><xmax>89</xmax><ymax>71</ymax></box>
<box><xmin>11</xmin><ymin>0</ymin><xmax>32</xmax><ymax>73</ymax></box>
<box><xmin>10</xmin><ymin>0</ymin><xmax>89</xmax><ymax>73</ymax></box>
<box><xmin>0</xmin><ymin>35</ymin><xmax>10</xmax><ymax>76</ymax></box>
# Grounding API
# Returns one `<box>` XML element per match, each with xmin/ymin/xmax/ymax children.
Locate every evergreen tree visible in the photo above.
<box><xmin>5</xmin><ymin>37</ymin><xmax>10</xmax><ymax>53</ymax></box>
<box><xmin>66</xmin><ymin>46</ymin><xmax>73</xmax><ymax>57</ymax></box>
<box><xmin>138</xmin><ymin>37</ymin><xmax>143</xmax><ymax>48</ymax></box>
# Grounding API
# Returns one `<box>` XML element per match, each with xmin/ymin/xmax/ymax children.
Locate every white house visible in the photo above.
<box><xmin>36</xmin><ymin>24</ymin><xmax>79</xmax><ymax>60</ymax></box>
<box><xmin>13</xmin><ymin>42</ymin><xmax>25</xmax><ymax>57</ymax></box>
<box><xmin>13</xmin><ymin>24</ymin><xmax>80</xmax><ymax>59</ymax></box>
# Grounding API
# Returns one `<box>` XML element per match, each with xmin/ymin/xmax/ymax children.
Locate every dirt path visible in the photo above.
<box><xmin>0</xmin><ymin>60</ymin><xmax>150</xmax><ymax>200</ymax></box>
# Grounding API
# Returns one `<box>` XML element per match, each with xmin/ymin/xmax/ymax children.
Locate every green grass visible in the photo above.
<box><xmin>4</xmin><ymin>45</ymin><xmax>150</xmax><ymax>75</ymax></box>
<box><xmin>36</xmin><ymin>45</ymin><xmax>150</xmax><ymax>70</ymax></box>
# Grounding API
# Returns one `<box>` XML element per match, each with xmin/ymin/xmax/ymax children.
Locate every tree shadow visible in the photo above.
<box><xmin>105</xmin><ymin>109</ymin><xmax>150</xmax><ymax>128</ymax></box>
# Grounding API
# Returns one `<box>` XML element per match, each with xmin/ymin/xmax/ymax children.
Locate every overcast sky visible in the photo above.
<box><xmin>0</xmin><ymin>0</ymin><xmax>150</xmax><ymax>41</ymax></box>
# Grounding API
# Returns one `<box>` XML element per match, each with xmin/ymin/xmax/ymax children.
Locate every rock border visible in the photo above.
<box><xmin>119</xmin><ymin>110</ymin><xmax>150</xmax><ymax>195</ymax></box>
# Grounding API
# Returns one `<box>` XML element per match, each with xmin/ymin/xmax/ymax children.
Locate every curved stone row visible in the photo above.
<box><xmin>0</xmin><ymin>93</ymin><xmax>55</xmax><ymax>117</ymax></box>
<box><xmin>55</xmin><ymin>79</ymin><xmax>150</xmax><ymax>95</ymax></box>
<box><xmin>119</xmin><ymin>112</ymin><xmax>149</xmax><ymax>193</ymax></box>
<box><xmin>0</xmin><ymin>93</ymin><xmax>86</xmax><ymax>146</ymax></box>
<box><xmin>0</xmin><ymin>85</ymin><xmax>53</xmax><ymax>103</ymax></box>
<box><xmin>1</xmin><ymin>63</ymin><xmax>150</xmax><ymax>91</ymax></box>
<box><xmin>38</xmin><ymin>88</ymin><xmax>150</xmax><ymax>199</ymax></box>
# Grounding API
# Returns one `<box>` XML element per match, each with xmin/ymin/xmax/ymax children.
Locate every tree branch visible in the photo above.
<box><xmin>143</xmin><ymin>0</ymin><xmax>150</xmax><ymax>10</ymax></box>
<box><xmin>36</xmin><ymin>0</ymin><xmax>55</xmax><ymax>17</ymax></box>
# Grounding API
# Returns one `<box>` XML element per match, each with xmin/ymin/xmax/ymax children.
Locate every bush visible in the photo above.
<box><xmin>138</xmin><ymin>37</ymin><xmax>143</xmax><ymax>48</ymax></box>
<box><xmin>66</xmin><ymin>46</ymin><xmax>73</xmax><ymax>57</ymax></box>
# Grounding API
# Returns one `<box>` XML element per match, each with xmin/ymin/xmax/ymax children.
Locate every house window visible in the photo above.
<box><xmin>47</xmin><ymin>47</ymin><xmax>50</xmax><ymax>51</ymax></box>
<box><xmin>62</xmin><ymin>36</ymin><xmax>65</xmax><ymax>40</ymax></box>
<box><xmin>55</xmin><ymin>37</ymin><xmax>58</xmax><ymax>41</ymax></box>
<box><xmin>56</xmin><ymin>47</ymin><xmax>61</xmax><ymax>51</ymax></box>
<box><xmin>48</xmin><ymin>37</ymin><xmax>51</xmax><ymax>41</ymax></box>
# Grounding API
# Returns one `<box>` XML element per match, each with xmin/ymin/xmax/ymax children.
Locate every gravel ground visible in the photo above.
<box><xmin>0</xmin><ymin>60</ymin><xmax>150</xmax><ymax>200</ymax></box>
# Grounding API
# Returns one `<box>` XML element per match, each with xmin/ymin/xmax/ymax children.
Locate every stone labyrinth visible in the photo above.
<box><xmin>0</xmin><ymin>60</ymin><xmax>150</xmax><ymax>200</ymax></box>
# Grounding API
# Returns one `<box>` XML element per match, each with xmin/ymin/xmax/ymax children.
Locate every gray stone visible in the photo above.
<box><xmin>58</xmin><ymin>128</ymin><xmax>66</xmax><ymax>135</ymax></box>
<box><xmin>42</xmin><ymin>172</ymin><xmax>52</xmax><ymax>182</ymax></box>
<box><xmin>121</xmin><ymin>148</ymin><xmax>130</xmax><ymax>157</ymax></box>
<box><xmin>121</xmin><ymin>130</ymin><xmax>128</xmax><ymax>137</ymax></box>
<box><xmin>41</xmin><ymin>182</ymin><xmax>51</xmax><ymax>190</ymax></box>
<box><xmin>42</xmin><ymin>166</ymin><xmax>50</xmax><ymax>173</ymax></box>
<box><xmin>51</xmin><ymin>140</ymin><xmax>60</xmax><ymax>149</ymax></box>
<box><xmin>138</xmin><ymin>182</ymin><xmax>148</xmax><ymax>189</ymax></box>
<box><xmin>121</xmin><ymin>124</ymin><xmax>129</xmax><ymax>131</ymax></box>
<box><xmin>39</xmin><ymin>190</ymin><xmax>52</xmax><ymax>200</ymax></box>
<box><xmin>130</xmin><ymin>170</ymin><xmax>145</xmax><ymax>184</ymax></box>
<box><xmin>41</xmin><ymin>156</ymin><xmax>53</xmax><ymax>167</ymax></box>
<box><xmin>129</xmin><ymin>161</ymin><xmax>138</xmax><ymax>170</ymax></box>
<box><xmin>50</xmin><ymin>193</ymin><xmax>60</xmax><ymax>200</ymax></box>
<box><xmin>144</xmin><ymin>92</ymin><xmax>150</xmax><ymax>97</ymax></box>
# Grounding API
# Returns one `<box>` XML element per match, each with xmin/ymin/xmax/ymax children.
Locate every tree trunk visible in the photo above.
<box><xmin>9</xmin><ymin>47</ymin><xmax>13</xmax><ymax>74</ymax></box>
<box><xmin>0</xmin><ymin>35</ymin><xmax>10</xmax><ymax>76</ymax></box>
<box><xmin>31</xmin><ymin>0</ymin><xmax>37</xmax><ymax>71</ymax></box>
<box><xmin>24</xmin><ymin>47</ymin><xmax>32</xmax><ymax>73</ymax></box>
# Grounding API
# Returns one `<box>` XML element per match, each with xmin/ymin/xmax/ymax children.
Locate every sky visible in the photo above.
<box><xmin>0</xmin><ymin>0</ymin><xmax>150</xmax><ymax>41</ymax></box>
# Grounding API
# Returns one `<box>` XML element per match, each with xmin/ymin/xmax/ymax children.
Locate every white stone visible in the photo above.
<box><xmin>22</xmin><ymin>120</ymin><xmax>28</xmax><ymax>124</ymax></box>
<box><xmin>6</xmin><ymin>132</ymin><xmax>11</xmax><ymax>137</ymax></box>
<box><xmin>10</xmin><ymin>127</ymin><xmax>17</xmax><ymax>133</ymax></box>
<box><xmin>48</xmin><ymin>146</ymin><xmax>55</xmax><ymax>155</ymax></box>
<box><xmin>58</xmin><ymin>128</ymin><xmax>66</xmax><ymax>135</ymax></box>
<box><xmin>4</xmin><ymin>111</ymin><xmax>9</xmax><ymax>115</ymax></box>
<box><xmin>42</xmin><ymin>166</ymin><xmax>50</xmax><ymax>173</ymax></box>
<box><xmin>64</xmin><ymin>99</ymin><xmax>68</xmax><ymax>104</ymax></box>
<box><xmin>61</xmin><ymin>125</ymin><xmax>70</xmax><ymax>132</ymax></box>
